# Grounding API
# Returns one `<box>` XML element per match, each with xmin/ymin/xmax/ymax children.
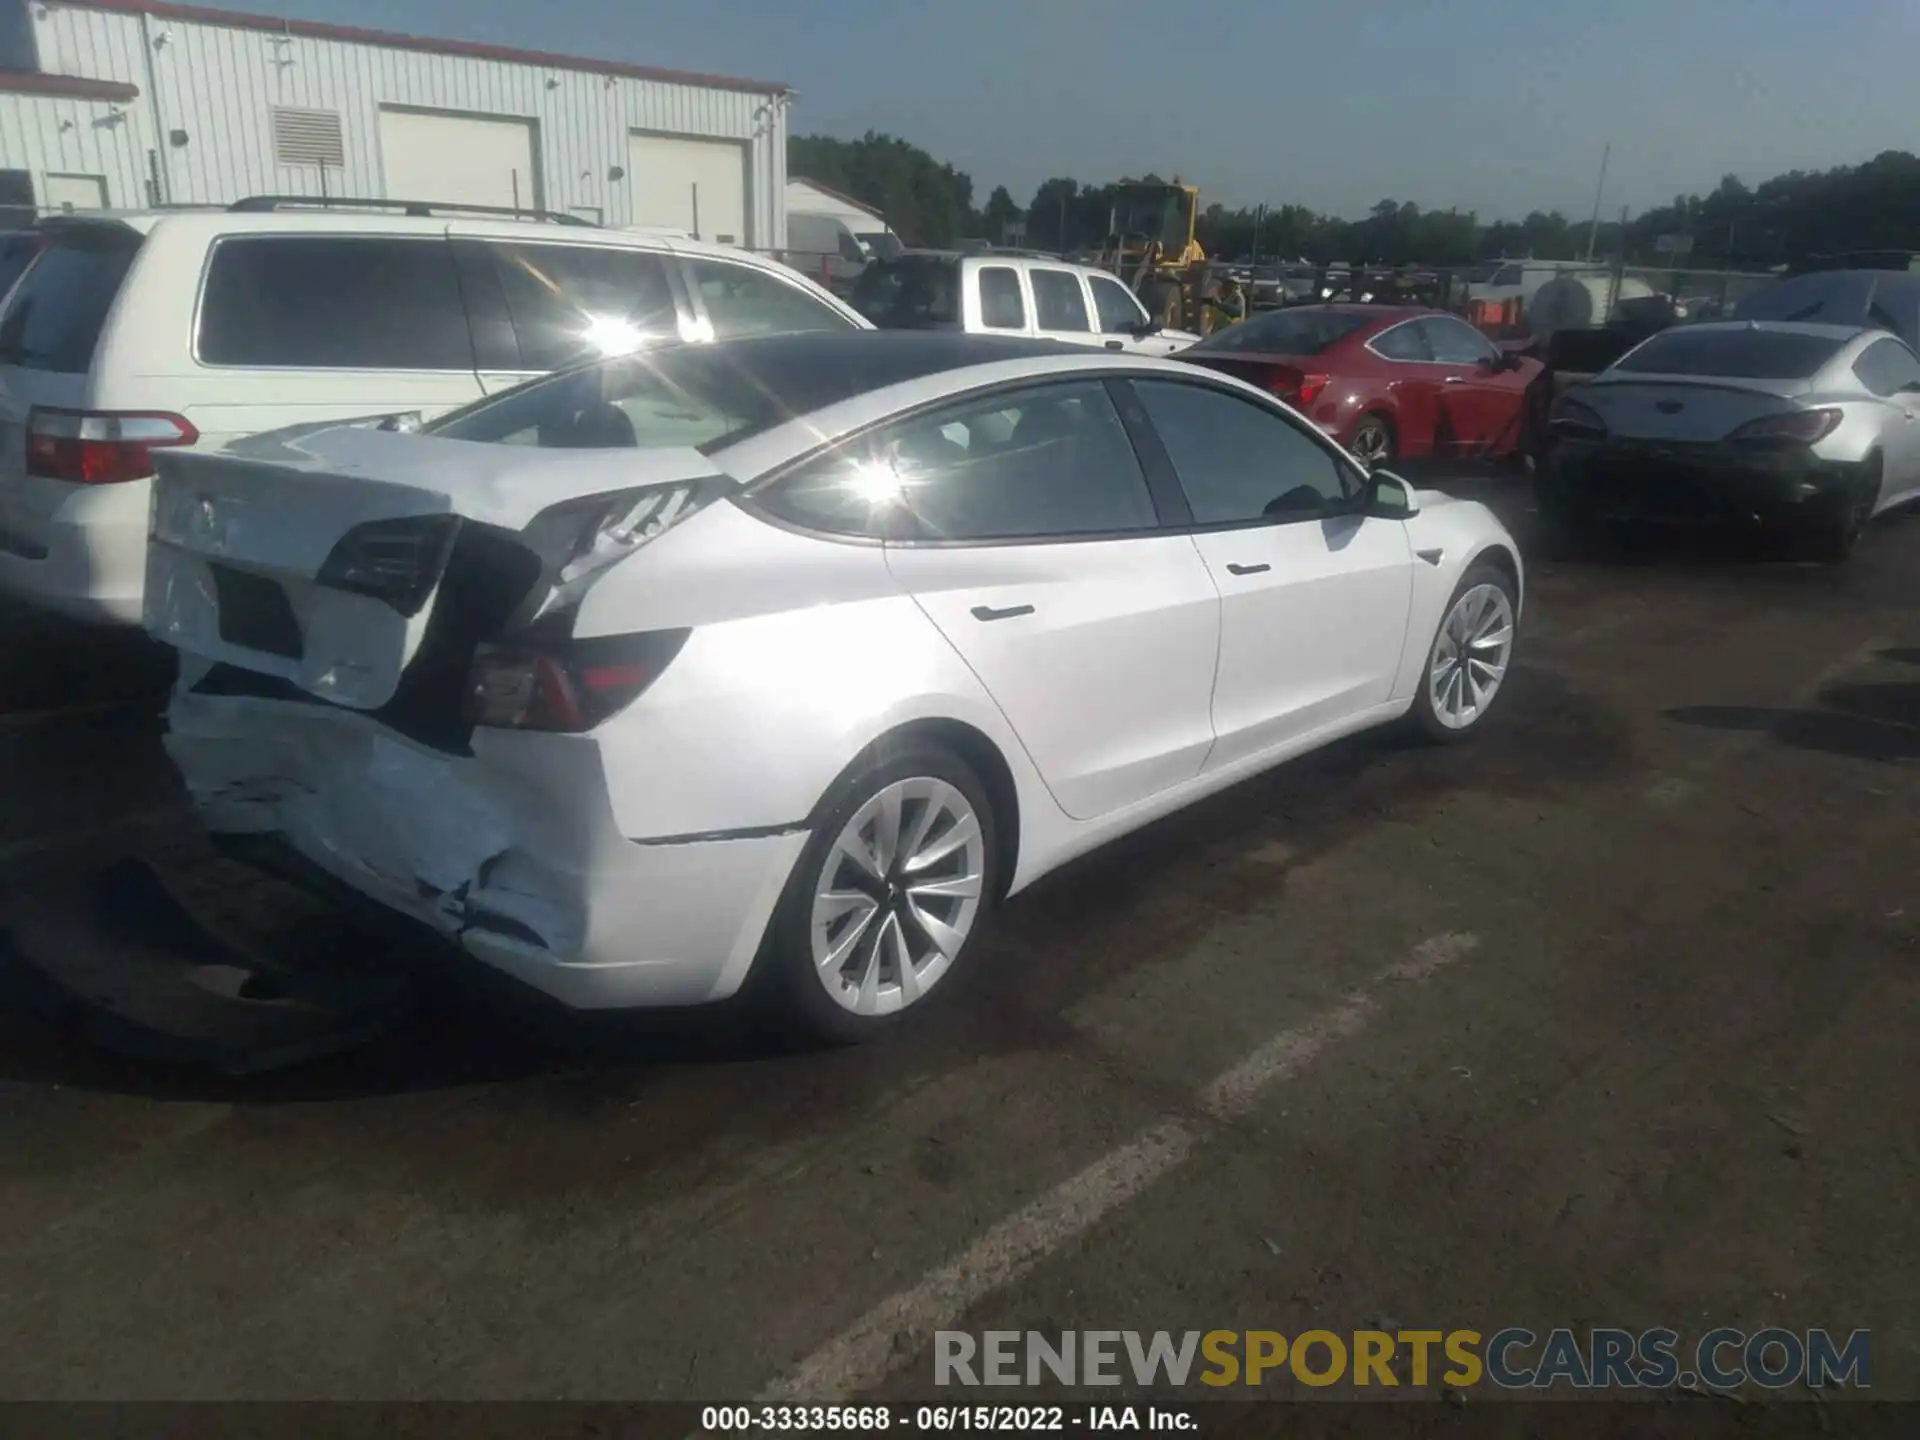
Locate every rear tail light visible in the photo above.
<box><xmin>463</xmin><ymin>629</ymin><xmax>690</xmax><ymax>733</ymax></box>
<box><xmin>1727</xmin><ymin>408</ymin><xmax>1843</xmax><ymax>447</ymax></box>
<box><xmin>317</xmin><ymin>514</ymin><xmax>462</xmax><ymax>617</ymax></box>
<box><xmin>1295</xmin><ymin>373</ymin><xmax>1331</xmax><ymax>407</ymax></box>
<box><xmin>1260</xmin><ymin>367</ymin><xmax>1329</xmax><ymax>409</ymax></box>
<box><xmin>26</xmin><ymin>406</ymin><xmax>197</xmax><ymax>485</ymax></box>
<box><xmin>1548</xmin><ymin>398</ymin><xmax>1608</xmax><ymax>440</ymax></box>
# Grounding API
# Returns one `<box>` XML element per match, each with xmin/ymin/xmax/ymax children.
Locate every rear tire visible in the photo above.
<box><xmin>1801</xmin><ymin>456</ymin><xmax>1878</xmax><ymax>564</ymax></box>
<box><xmin>1410</xmin><ymin>564</ymin><xmax>1519</xmax><ymax>745</ymax></box>
<box><xmin>758</xmin><ymin>742</ymin><xmax>999</xmax><ymax>1044</ymax></box>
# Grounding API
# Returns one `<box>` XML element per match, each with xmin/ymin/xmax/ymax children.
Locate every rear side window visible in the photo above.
<box><xmin>198</xmin><ymin>236</ymin><xmax>473</xmax><ymax>370</ymax></box>
<box><xmin>490</xmin><ymin>241</ymin><xmax>680</xmax><ymax>369</ymax></box>
<box><xmin>978</xmin><ymin>266</ymin><xmax>1025</xmax><ymax>330</ymax></box>
<box><xmin>764</xmin><ymin>380</ymin><xmax>1158</xmax><ymax>540</ymax></box>
<box><xmin>0</xmin><ymin>233</ymin><xmax>45</xmax><ymax>297</ymax></box>
<box><xmin>1851</xmin><ymin>337</ymin><xmax>1920</xmax><ymax>398</ymax></box>
<box><xmin>1030</xmin><ymin>269</ymin><xmax>1090</xmax><ymax>332</ymax></box>
<box><xmin>685</xmin><ymin>257</ymin><xmax>853</xmax><ymax>341</ymax></box>
<box><xmin>1613</xmin><ymin>328</ymin><xmax>1846</xmax><ymax>380</ymax></box>
<box><xmin>1418</xmin><ymin>315</ymin><xmax>1498</xmax><ymax>365</ymax></box>
<box><xmin>0</xmin><ymin>231</ymin><xmax>139</xmax><ymax>374</ymax></box>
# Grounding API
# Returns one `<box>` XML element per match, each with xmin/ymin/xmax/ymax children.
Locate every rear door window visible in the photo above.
<box><xmin>1370</xmin><ymin>321</ymin><xmax>1433</xmax><ymax>361</ymax></box>
<box><xmin>1031</xmin><ymin>269</ymin><xmax>1092</xmax><ymax>332</ymax></box>
<box><xmin>978</xmin><ymin>266</ymin><xmax>1026</xmax><ymax>330</ymax></box>
<box><xmin>197</xmin><ymin>236</ymin><xmax>474</xmax><ymax>370</ymax></box>
<box><xmin>684</xmin><ymin>257</ymin><xmax>854</xmax><ymax>340</ymax></box>
<box><xmin>489</xmin><ymin>241</ymin><xmax>682</xmax><ymax>369</ymax></box>
<box><xmin>0</xmin><ymin>229</ymin><xmax>140</xmax><ymax>374</ymax></box>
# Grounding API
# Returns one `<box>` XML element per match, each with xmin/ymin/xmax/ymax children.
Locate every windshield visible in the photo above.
<box><xmin>1612</xmin><ymin>328</ymin><xmax>1847</xmax><ymax>380</ymax></box>
<box><xmin>849</xmin><ymin>257</ymin><xmax>961</xmax><ymax>328</ymax></box>
<box><xmin>1191</xmin><ymin>308</ymin><xmax>1372</xmax><ymax>355</ymax></box>
<box><xmin>1109</xmin><ymin>187</ymin><xmax>1191</xmax><ymax>252</ymax></box>
<box><xmin>858</xmin><ymin>231</ymin><xmax>904</xmax><ymax>261</ymax></box>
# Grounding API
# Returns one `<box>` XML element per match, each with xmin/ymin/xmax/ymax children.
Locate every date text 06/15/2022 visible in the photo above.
<box><xmin>700</xmin><ymin>1404</ymin><xmax>1193</xmax><ymax>1432</ymax></box>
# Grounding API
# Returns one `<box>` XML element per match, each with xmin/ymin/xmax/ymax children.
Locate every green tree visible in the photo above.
<box><xmin>788</xmin><ymin>131</ymin><xmax>976</xmax><ymax>247</ymax></box>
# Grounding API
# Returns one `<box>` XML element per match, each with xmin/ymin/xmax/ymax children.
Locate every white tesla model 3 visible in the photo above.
<box><xmin>145</xmin><ymin>333</ymin><xmax>1523</xmax><ymax>1040</ymax></box>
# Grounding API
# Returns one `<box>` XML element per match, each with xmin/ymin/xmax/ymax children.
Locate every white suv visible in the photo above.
<box><xmin>0</xmin><ymin>199</ymin><xmax>866</xmax><ymax>624</ymax></box>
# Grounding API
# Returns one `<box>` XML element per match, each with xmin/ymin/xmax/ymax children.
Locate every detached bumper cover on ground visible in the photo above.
<box><xmin>0</xmin><ymin>857</ymin><xmax>418</xmax><ymax>1074</ymax></box>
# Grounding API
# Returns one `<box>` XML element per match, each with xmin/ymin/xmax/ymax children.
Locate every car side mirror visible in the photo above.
<box><xmin>1131</xmin><ymin>320</ymin><xmax>1162</xmax><ymax>339</ymax></box>
<box><xmin>1365</xmin><ymin>469</ymin><xmax>1420</xmax><ymax>518</ymax></box>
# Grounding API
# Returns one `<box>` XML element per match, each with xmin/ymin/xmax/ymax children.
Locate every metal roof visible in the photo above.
<box><xmin>47</xmin><ymin>0</ymin><xmax>789</xmax><ymax>95</ymax></box>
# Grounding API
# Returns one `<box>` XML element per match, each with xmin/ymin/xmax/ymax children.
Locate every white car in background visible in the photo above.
<box><xmin>850</xmin><ymin>250</ymin><xmax>1201</xmax><ymax>356</ymax></box>
<box><xmin>147</xmin><ymin>333</ymin><xmax>1522</xmax><ymax>1041</ymax></box>
<box><xmin>0</xmin><ymin>198</ymin><xmax>865</xmax><ymax>624</ymax></box>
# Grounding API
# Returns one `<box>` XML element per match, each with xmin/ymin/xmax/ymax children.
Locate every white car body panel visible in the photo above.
<box><xmin>149</xmin><ymin>343</ymin><xmax>1522</xmax><ymax>1010</ymax></box>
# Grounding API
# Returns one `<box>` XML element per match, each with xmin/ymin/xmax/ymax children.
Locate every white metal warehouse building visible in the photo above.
<box><xmin>0</xmin><ymin>0</ymin><xmax>791</xmax><ymax>245</ymax></box>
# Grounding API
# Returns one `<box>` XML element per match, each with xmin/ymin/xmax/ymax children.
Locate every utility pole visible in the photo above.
<box><xmin>1583</xmin><ymin>141</ymin><xmax>1611</xmax><ymax>261</ymax></box>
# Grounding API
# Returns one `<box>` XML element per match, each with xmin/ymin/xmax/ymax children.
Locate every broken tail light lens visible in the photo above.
<box><xmin>518</xmin><ymin>478</ymin><xmax>729</xmax><ymax>624</ymax></box>
<box><xmin>317</xmin><ymin>514</ymin><xmax>463</xmax><ymax>617</ymax></box>
<box><xmin>1727</xmin><ymin>408</ymin><xmax>1844</xmax><ymax>447</ymax></box>
<box><xmin>1549</xmin><ymin>398</ymin><xmax>1608</xmax><ymax>440</ymax></box>
<box><xmin>26</xmin><ymin>407</ymin><xmax>198</xmax><ymax>485</ymax></box>
<box><xmin>463</xmin><ymin>629</ymin><xmax>690</xmax><ymax>733</ymax></box>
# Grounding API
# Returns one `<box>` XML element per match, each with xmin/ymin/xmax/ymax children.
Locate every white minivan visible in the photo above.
<box><xmin>849</xmin><ymin>250</ymin><xmax>1200</xmax><ymax>357</ymax></box>
<box><xmin>0</xmin><ymin>199</ymin><xmax>867</xmax><ymax>624</ymax></box>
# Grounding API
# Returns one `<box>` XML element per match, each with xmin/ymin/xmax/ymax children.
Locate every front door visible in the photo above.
<box><xmin>837</xmin><ymin>377</ymin><xmax>1220</xmax><ymax>820</ymax></box>
<box><xmin>1128</xmin><ymin>377</ymin><xmax>1415</xmax><ymax>768</ymax></box>
<box><xmin>1028</xmin><ymin>267</ymin><xmax>1103</xmax><ymax>351</ymax></box>
<box><xmin>1419</xmin><ymin>315</ymin><xmax>1528</xmax><ymax>455</ymax></box>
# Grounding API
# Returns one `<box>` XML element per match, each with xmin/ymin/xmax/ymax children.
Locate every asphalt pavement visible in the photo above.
<box><xmin>0</xmin><ymin>473</ymin><xmax>1914</xmax><ymax>1408</ymax></box>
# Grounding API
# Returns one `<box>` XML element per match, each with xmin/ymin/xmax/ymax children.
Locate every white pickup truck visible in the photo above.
<box><xmin>849</xmin><ymin>250</ymin><xmax>1200</xmax><ymax>356</ymax></box>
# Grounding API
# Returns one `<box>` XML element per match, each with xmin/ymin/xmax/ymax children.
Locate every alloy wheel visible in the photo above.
<box><xmin>1350</xmin><ymin>419</ymin><xmax>1392</xmax><ymax>466</ymax></box>
<box><xmin>1428</xmin><ymin>583</ymin><xmax>1514</xmax><ymax>730</ymax></box>
<box><xmin>809</xmin><ymin>777</ymin><xmax>986</xmax><ymax>1016</ymax></box>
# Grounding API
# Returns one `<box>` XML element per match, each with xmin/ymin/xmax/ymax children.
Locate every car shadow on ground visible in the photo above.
<box><xmin>1665</xmin><ymin>646</ymin><xmax>1920</xmax><ymax>763</ymax></box>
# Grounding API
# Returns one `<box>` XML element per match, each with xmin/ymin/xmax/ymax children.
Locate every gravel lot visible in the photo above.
<box><xmin>0</xmin><ymin>471</ymin><xmax>1914</xmax><ymax>1408</ymax></box>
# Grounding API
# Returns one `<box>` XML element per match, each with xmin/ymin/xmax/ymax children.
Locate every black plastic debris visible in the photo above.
<box><xmin>0</xmin><ymin>856</ymin><xmax>419</xmax><ymax>1075</ymax></box>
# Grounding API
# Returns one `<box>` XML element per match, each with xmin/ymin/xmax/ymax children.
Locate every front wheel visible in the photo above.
<box><xmin>759</xmin><ymin>743</ymin><xmax>998</xmax><ymax>1043</ymax></box>
<box><xmin>1348</xmin><ymin>413</ymin><xmax>1395</xmax><ymax>467</ymax></box>
<box><xmin>1410</xmin><ymin>564</ymin><xmax>1519</xmax><ymax>744</ymax></box>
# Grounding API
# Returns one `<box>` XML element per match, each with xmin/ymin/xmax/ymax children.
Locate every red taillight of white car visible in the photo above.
<box><xmin>1726</xmin><ymin>408</ymin><xmax>1844</xmax><ymax>447</ymax></box>
<box><xmin>25</xmin><ymin>406</ymin><xmax>198</xmax><ymax>485</ymax></box>
<box><xmin>464</xmin><ymin>629</ymin><xmax>690</xmax><ymax>733</ymax></box>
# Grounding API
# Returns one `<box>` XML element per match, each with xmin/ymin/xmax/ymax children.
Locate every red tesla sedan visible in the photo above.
<box><xmin>1180</xmin><ymin>304</ymin><xmax>1542</xmax><ymax>465</ymax></box>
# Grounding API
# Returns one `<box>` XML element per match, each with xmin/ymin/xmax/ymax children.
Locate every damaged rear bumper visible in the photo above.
<box><xmin>163</xmin><ymin>692</ymin><xmax>809</xmax><ymax>1010</ymax></box>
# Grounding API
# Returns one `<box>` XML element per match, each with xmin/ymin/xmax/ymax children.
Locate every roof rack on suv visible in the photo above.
<box><xmin>225</xmin><ymin>196</ymin><xmax>595</xmax><ymax>226</ymax></box>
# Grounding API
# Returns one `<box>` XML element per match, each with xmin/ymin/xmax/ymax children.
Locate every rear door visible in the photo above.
<box><xmin>1029</xmin><ymin>267</ymin><xmax>1102</xmax><ymax>350</ymax></box>
<box><xmin>453</xmin><ymin>234</ymin><xmax>696</xmax><ymax>394</ymax></box>
<box><xmin>1128</xmin><ymin>377</ymin><xmax>1414</xmax><ymax>768</ymax></box>
<box><xmin>772</xmin><ymin>376</ymin><xmax>1221</xmax><ymax>821</ymax></box>
<box><xmin>970</xmin><ymin>263</ymin><xmax>1033</xmax><ymax>337</ymax></box>
<box><xmin>180</xmin><ymin>233</ymin><xmax>488</xmax><ymax>447</ymax></box>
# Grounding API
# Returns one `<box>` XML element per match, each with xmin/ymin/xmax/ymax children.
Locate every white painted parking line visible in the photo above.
<box><xmin>759</xmin><ymin>933</ymin><xmax>1480</xmax><ymax>1402</ymax></box>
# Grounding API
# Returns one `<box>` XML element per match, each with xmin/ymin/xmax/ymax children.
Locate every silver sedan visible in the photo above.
<box><xmin>1544</xmin><ymin>320</ymin><xmax>1920</xmax><ymax>559</ymax></box>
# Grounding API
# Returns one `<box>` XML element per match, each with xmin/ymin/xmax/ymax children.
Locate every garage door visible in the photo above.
<box><xmin>379</xmin><ymin>109</ymin><xmax>541</xmax><ymax>213</ymax></box>
<box><xmin>628</xmin><ymin>134</ymin><xmax>747</xmax><ymax>245</ymax></box>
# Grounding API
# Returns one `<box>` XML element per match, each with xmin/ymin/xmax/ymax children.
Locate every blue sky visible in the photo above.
<box><xmin>219</xmin><ymin>0</ymin><xmax>1917</xmax><ymax>220</ymax></box>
